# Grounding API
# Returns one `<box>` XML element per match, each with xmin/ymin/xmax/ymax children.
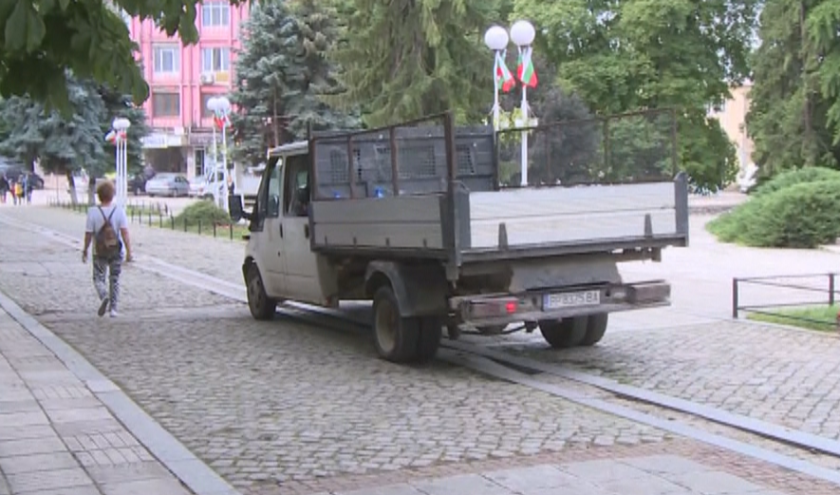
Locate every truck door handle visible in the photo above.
<box><xmin>279</xmin><ymin>224</ymin><xmax>284</xmax><ymax>238</ymax></box>
<box><xmin>304</xmin><ymin>224</ymin><xmax>310</xmax><ymax>239</ymax></box>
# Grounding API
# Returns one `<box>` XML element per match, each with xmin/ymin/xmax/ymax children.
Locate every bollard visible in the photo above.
<box><xmin>183</xmin><ymin>217</ymin><xmax>187</xmax><ymax>232</ymax></box>
<box><xmin>170</xmin><ymin>216</ymin><xmax>175</xmax><ymax>230</ymax></box>
<box><xmin>158</xmin><ymin>214</ymin><xmax>163</xmax><ymax>228</ymax></box>
<box><xmin>198</xmin><ymin>220</ymin><xmax>202</xmax><ymax>235</ymax></box>
<box><xmin>147</xmin><ymin>211</ymin><xmax>152</xmax><ymax>226</ymax></box>
<box><xmin>229</xmin><ymin>224</ymin><xmax>233</xmax><ymax>240</ymax></box>
<box><xmin>836</xmin><ymin>308</ymin><xmax>840</xmax><ymax>336</ymax></box>
<box><xmin>213</xmin><ymin>223</ymin><xmax>217</xmax><ymax>238</ymax></box>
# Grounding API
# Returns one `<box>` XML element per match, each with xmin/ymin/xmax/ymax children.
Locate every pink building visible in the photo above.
<box><xmin>127</xmin><ymin>2</ymin><xmax>250</xmax><ymax>181</ymax></box>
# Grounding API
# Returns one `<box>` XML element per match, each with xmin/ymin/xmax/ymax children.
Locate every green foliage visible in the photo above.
<box><xmin>748</xmin><ymin>0</ymin><xmax>840</xmax><ymax>177</ymax></box>
<box><xmin>330</xmin><ymin>0</ymin><xmax>501</xmax><ymax>127</ymax></box>
<box><xmin>752</xmin><ymin>166</ymin><xmax>840</xmax><ymax>197</ymax></box>
<box><xmin>0</xmin><ymin>73</ymin><xmax>149</xmax><ymax>178</ymax></box>
<box><xmin>708</xmin><ymin>180</ymin><xmax>840</xmax><ymax>248</ymax></box>
<box><xmin>511</xmin><ymin>0</ymin><xmax>758</xmax><ymax>191</ymax></box>
<box><xmin>230</xmin><ymin>0</ymin><xmax>357</xmax><ymax>166</ymax></box>
<box><xmin>0</xmin><ymin>0</ymin><xmax>246</xmax><ymax>111</ymax></box>
<box><xmin>174</xmin><ymin>201</ymin><xmax>234</xmax><ymax>226</ymax></box>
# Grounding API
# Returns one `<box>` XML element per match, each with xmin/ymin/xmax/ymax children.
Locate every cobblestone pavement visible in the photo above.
<box><xmin>498</xmin><ymin>321</ymin><xmax>840</xmax><ymax>441</ymax></box>
<box><xmin>0</xmin><ymin>309</ymin><xmax>193</xmax><ymax>495</ymax></box>
<box><xmin>0</xmin><ymin>216</ymin><xmax>676</xmax><ymax>494</ymax></box>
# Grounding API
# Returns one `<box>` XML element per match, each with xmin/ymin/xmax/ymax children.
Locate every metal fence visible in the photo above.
<box><xmin>732</xmin><ymin>273</ymin><xmax>838</xmax><ymax>329</ymax></box>
<box><xmin>496</xmin><ymin>108</ymin><xmax>678</xmax><ymax>188</ymax></box>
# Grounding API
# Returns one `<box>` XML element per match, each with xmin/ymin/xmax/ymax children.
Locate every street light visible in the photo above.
<box><xmin>206</xmin><ymin>96</ymin><xmax>232</xmax><ymax>211</ymax></box>
<box><xmin>484</xmin><ymin>25</ymin><xmax>509</xmax><ymax>131</ymax></box>
<box><xmin>510</xmin><ymin>19</ymin><xmax>536</xmax><ymax>187</ymax></box>
<box><xmin>107</xmin><ymin>117</ymin><xmax>131</xmax><ymax>207</ymax></box>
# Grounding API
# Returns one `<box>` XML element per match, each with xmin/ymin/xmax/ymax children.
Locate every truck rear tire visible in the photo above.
<box><xmin>246</xmin><ymin>265</ymin><xmax>277</xmax><ymax>321</ymax></box>
<box><xmin>580</xmin><ymin>314</ymin><xmax>609</xmax><ymax>346</ymax></box>
<box><xmin>538</xmin><ymin>317</ymin><xmax>587</xmax><ymax>348</ymax></box>
<box><xmin>414</xmin><ymin>317</ymin><xmax>442</xmax><ymax>364</ymax></box>
<box><xmin>372</xmin><ymin>286</ymin><xmax>441</xmax><ymax>364</ymax></box>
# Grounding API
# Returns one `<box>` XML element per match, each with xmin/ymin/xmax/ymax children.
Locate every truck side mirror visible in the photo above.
<box><xmin>228</xmin><ymin>194</ymin><xmax>249</xmax><ymax>222</ymax></box>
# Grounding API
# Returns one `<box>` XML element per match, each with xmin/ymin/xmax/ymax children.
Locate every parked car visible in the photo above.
<box><xmin>145</xmin><ymin>173</ymin><xmax>189</xmax><ymax>197</ymax></box>
<box><xmin>189</xmin><ymin>171</ymin><xmax>225</xmax><ymax>199</ymax></box>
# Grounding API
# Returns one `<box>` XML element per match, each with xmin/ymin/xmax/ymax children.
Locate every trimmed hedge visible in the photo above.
<box><xmin>708</xmin><ymin>179</ymin><xmax>840</xmax><ymax>248</ymax></box>
<box><xmin>752</xmin><ymin>167</ymin><xmax>840</xmax><ymax>197</ymax></box>
<box><xmin>174</xmin><ymin>201</ymin><xmax>232</xmax><ymax>226</ymax></box>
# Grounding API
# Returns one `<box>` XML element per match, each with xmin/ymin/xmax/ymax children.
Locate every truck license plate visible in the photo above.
<box><xmin>543</xmin><ymin>290</ymin><xmax>601</xmax><ymax>310</ymax></box>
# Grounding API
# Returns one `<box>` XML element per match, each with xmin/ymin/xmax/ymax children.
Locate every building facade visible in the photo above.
<box><xmin>708</xmin><ymin>83</ymin><xmax>756</xmax><ymax>188</ymax></box>
<box><xmin>128</xmin><ymin>2</ymin><xmax>249</xmax><ymax>182</ymax></box>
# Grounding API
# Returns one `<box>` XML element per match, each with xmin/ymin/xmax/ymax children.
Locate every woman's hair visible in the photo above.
<box><xmin>96</xmin><ymin>180</ymin><xmax>116</xmax><ymax>203</ymax></box>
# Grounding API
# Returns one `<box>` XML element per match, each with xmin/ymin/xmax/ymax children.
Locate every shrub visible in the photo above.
<box><xmin>708</xmin><ymin>179</ymin><xmax>840</xmax><ymax>248</ymax></box>
<box><xmin>174</xmin><ymin>201</ymin><xmax>232</xmax><ymax>226</ymax></box>
<box><xmin>752</xmin><ymin>167</ymin><xmax>840</xmax><ymax>197</ymax></box>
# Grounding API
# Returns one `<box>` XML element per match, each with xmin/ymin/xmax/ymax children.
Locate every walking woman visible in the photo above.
<box><xmin>81</xmin><ymin>180</ymin><xmax>133</xmax><ymax>317</ymax></box>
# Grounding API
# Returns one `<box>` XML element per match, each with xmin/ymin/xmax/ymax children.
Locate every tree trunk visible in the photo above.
<box><xmin>66</xmin><ymin>170</ymin><xmax>78</xmax><ymax>205</ymax></box>
<box><xmin>88</xmin><ymin>176</ymin><xmax>96</xmax><ymax>206</ymax></box>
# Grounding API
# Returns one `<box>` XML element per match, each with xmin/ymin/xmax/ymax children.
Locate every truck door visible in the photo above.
<box><xmin>252</xmin><ymin>159</ymin><xmax>285</xmax><ymax>297</ymax></box>
<box><xmin>278</xmin><ymin>153</ymin><xmax>323</xmax><ymax>304</ymax></box>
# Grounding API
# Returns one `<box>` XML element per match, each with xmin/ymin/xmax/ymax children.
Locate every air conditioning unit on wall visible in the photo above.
<box><xmin>199</xmin><ymin>73</ymin><xmax>215</xmax><ymax>85</ymax></box>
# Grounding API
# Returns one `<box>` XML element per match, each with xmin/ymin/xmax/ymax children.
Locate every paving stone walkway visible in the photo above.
<box><xmin>0</xmin><ymin>308</ymin><xmax>193</xmax><ymax>495</ymax></box>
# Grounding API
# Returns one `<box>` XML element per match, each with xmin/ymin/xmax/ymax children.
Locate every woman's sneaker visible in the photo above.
<box><xmin>98</xmin><ymin>297</ymin><xmax>109</xmax><ymax>317</ymax></box>
<box><xmin>110</xmin><ymin>309</ymin><xmax>119</xmax><ymax>318</ymax></box>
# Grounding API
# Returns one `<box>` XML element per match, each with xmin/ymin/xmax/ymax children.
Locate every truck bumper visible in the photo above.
<box><xmin>450</xmin><ymin>280</ymin><xmax>671</xmax><ymax>327</ymax></box>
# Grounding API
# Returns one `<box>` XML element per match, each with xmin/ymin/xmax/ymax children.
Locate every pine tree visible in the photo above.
<box><xmin>230</xmin><ymin>0</ymin><xmax>356</xmax><ymax>166</ymax></box>
<box><xmin>329</xmin><ymin>0</ymin><xmax>501</xmax><ymax>127</ymax></box>
<box><xmin>748</xmin><ymin>0</ymin><xmax>840</xmax><ymax>177</ymax></box>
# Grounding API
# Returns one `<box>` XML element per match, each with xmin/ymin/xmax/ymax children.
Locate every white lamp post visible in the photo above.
<box><xmin>484</xmin><ymin>25</ymin><xmax>509</xmax><ymax>131</ymax></box>
<box><xmin>510</xmin><ymin>19</ymin><xmax>536</xmax><ymax>187</ymax></box>
<box><xmin>109</xmin><ymin>118</ymin><xmax>131</xmax><ymax>207</ymax></box>
<box><xmin>206</xmin><ymin>96</ymin><xmax>232</xmax><ymax>211</ymax></box>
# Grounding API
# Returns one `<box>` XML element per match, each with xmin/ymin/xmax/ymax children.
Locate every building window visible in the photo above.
<box><xmin>202</xmin><ymin>2</ymin><xmax>230</xmax><ymax>27</ymax></box>
<box><xmin>152</xmin><ymin>92</ymin><xmax>180</xmax><ymax>117</ymax></box>
<box><xmin>153</xmin><ymin>44</ymin><xmax>180</xmax><ymax>74</ymax></box>
<box><xmin>201</xmin><ymin>47</ymin><xmax>230</xmax><ymax>73</ymax></box>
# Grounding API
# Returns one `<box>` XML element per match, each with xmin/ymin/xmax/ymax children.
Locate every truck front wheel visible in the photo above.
<box><xmin>538</xmin><ymin>317</ymin><xmax>587</xmax><ymax>348</ymax></box>
<box><xmin>246</xmin><ymin>265</ymin><xmax>277</xmax><ymax>321</ymax></box>
<box><xmin>372</xmin><ymin>286</ymin><xmax>441</xmax><ymax>363</ymax></box>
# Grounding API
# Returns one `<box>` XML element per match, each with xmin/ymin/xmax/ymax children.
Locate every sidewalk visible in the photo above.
<box><xmin>0</xmin><ymin>307</ymin><xmax>192</xmax><ymax>495</ymax></box>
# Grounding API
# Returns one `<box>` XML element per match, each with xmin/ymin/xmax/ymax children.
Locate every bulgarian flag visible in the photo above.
<box><xmin>214</xmin><ymin>112</ymin><xmax>231</xmax><ymax>130</ymax></box>
<box><xmin>105</xmin><ymin>130</ymin><xmax>127</xmax><ymax>143</ymax></box>
<box><xmin>517</xmin><ymin>46</ymin><xmax>538</xmax><ymax>88</ymax></box>
<box><xmin>495</xmin><ymin>51</ymin><xmax>515</xmax><ymax>93</ymax></box>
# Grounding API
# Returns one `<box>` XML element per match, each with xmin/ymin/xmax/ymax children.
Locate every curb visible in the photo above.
<box><xmin>0</xmin><ymin>290</ymin><xmax>241</xmax><ymax>495</ymax></box>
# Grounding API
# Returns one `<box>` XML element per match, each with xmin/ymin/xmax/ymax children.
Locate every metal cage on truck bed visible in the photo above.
<box><xmin>306</xmin><ymin>111</ymin><xmax>689</xmax><ymax>267</ymax></box>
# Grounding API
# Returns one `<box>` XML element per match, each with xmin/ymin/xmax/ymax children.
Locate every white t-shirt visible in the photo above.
<box><xmin>85</xmin><ymin>204</ymin><xmax>129</xmax><ymax>248</ymax></box>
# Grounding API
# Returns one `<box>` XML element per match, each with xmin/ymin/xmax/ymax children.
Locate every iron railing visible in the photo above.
<box><xmin>732</xmin><ymin>273</ymin><xmax>838</xmax><ymax>329</ymax></box>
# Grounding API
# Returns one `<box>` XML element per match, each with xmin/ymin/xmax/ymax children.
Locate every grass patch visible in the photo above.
<box><xmin>747</xmin><ymin>305</ymin><xmax>838</xmax><ymax>332</ymax></box>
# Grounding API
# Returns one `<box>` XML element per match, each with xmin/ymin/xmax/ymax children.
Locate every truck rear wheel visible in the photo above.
<box><xmin>246</xmin><ymin>265</ymin><xmax>277</xmax><ymax>321</ymax></box>
<box><xmin>579</xmin><ymin>314</ymin><xmax>609</xmax><ymax>346</ymax></box>
<box><xmin>538</xmin><ymin>317</ymin><xmax>587</xmax><ymax>348</ymax></box>
<box><xmin>372</xmin><ymin>286</ymin><xmax>441</xmax><ymax>363</ymax></box>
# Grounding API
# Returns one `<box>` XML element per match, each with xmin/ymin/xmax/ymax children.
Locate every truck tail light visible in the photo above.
<box><xmin>467</xmin><ymin>298</ymin><xmax>520</xmax><ymax>319</ymax></box>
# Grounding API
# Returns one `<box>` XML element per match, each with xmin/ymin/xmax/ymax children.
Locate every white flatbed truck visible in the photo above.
<box><xmin>228</xmin><ymin>112</ymin><xmax>688</xmax><ymax>364</ymax></box>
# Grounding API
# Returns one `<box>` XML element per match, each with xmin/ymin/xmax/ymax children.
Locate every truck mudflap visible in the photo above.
<box><xmin>450</xmin><ymin>280</ymin><xmax>671</xmax><ymax>326</ymax></box>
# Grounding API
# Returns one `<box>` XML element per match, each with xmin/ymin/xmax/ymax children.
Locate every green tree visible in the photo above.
<box><xmin>0</xmin><ymin>75</ymin><xmax>108</xmax><ymax>203</ymax></box>
<box><xmin>230</xmin><ymin>0</ymin><xmax>356</xmax><ymax>166</ymax></box>
<box><xmin>512</xmin><ymin>0</ymin><xmax>759</xmax><ymax>191</ymax></box>
<box><xmin>0</xmin><ymin>0</ymin><xmax>245</xmax><ymax>110</ymax></box>
<box><xmin>330</xmin><ymin>0</ymin><xmax>501</xmax><ymax>127</ymax></box>
<box><xmin>748</xmin><ymin>0</ymin><xmax>840</xmax><ymax>179</ymax></box>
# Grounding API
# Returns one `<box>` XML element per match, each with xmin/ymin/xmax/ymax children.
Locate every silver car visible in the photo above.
<box><xmin>145</xmin><ymin>173</ymin><xmax>189</xmax><ymax>197</ymax></box>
